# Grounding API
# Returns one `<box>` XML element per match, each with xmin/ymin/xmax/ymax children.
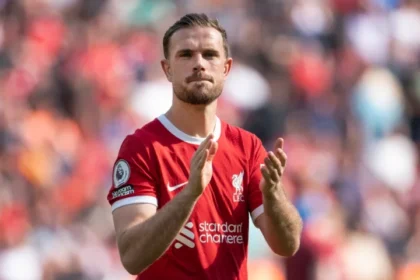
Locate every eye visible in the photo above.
<box><xmin>204</xmin><ymin>51</ymin><xmax>218</xmax><ymax>59</ymax></box>
<box><xmin>179</xmin><ymin>51</ymin><xmax>192</xmax><ymax>58</ymax></box>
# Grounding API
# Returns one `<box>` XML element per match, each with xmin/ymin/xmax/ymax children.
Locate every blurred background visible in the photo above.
<box><xmin>0</xmin><ymin>0</ymin><xmax>420</xmax><ymax>279</ymax></box>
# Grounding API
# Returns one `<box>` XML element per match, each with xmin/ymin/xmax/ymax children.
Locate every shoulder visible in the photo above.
<box><xmin>221</xmin><ymin>121</ymin><xmax>266</xmax><ymax>161</ymax></box>
<box><xmin>222</xmin><ymin>121</ymin><xmax>262</xmax><ymax>147</ymax></box>
<box><xmin>119</xmin><ymin>119</ymin><xmax>163</xmax><ymax>155</ymax></box>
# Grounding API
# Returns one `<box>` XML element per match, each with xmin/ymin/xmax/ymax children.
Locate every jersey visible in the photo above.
<box><xmin>107</xmin><ymin>115</ymin><xmax>267</xmax><ymax>280</ymax></box>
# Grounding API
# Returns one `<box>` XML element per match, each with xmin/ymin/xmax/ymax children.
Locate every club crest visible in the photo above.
<box><xmin>232</xmin><ymin>171</ymin><xmax>244</xmax><ymax>202</ymax></box>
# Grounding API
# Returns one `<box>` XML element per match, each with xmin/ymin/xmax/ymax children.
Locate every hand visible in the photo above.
<box><xmin>260</xmin><ymin>138</ymin><xmax>287</xmax><ymax>193</ymax></box>
<box><xmin>185</xmin><ymin>133</ymin><xmax>218</xmax><ymax>198</ymax></box>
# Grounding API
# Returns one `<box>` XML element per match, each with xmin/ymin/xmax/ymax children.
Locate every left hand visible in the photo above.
<box><xmin>260</xmin><ymin>138</ymin><xmax>287</xmax><ymax>193</ymax></box>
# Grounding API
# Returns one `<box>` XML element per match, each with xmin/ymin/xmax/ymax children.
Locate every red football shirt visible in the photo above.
<box><xmin>108</xmin><ymin>115</ymin><xmax>267</xmax><ymax>280</ymax></box>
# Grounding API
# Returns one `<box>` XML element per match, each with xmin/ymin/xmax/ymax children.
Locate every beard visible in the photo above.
<box><xmin>173</xmin><ymin>74</ymin><xmax>224</xmax><ymax>105</ymax></box>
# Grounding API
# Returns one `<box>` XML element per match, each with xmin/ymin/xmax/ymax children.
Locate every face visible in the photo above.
<box><xmin>161</xmin><ymin>27</ymin><xmax>232</xmax><ymax>105</ymax></box>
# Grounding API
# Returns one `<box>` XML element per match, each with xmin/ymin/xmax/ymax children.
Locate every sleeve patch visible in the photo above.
<box><xmin>113</xmin><ymin>159</ymin><xmax>131</xmax><ymax>188</ymax></box>
<box><xmin>111</xmin><ymin>185</ymin><xmax>134</xmax><ymax>199</ymax></box>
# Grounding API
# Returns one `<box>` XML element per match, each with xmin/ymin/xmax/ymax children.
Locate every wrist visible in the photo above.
<box><xmin>262</xmin><ymin>182</ymin><xmax>286</xmax><ymax>199</ymax></box>
<box><xmin>181</xmin><ymin>184</ymin><xmax>202</xmax><ymax>201</ymax></box>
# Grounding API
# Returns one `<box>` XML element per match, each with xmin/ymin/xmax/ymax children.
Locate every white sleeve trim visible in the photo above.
<box><xmin>111</xmin><ymin>196</ymin><xmax>158</xmax><ymax>212</ymax></box>
<box><xmin>251</xmin><ymin>204</ymin><xmax>264</xmax><ymax>222</ymax></box>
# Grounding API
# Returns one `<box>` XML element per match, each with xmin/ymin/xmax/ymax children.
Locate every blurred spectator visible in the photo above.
<box><xmin>1</xmin><ymin>0</ymin><xmax>420</xmax><ymax>279</ymax></box>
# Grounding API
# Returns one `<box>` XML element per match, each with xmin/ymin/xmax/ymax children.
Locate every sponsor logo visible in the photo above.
<box><xmin>232</xmin><ymin>171</ymin><xmax>244</xmax><ymax>202</ymax></box>
<box><xmin>199</xmin><ymin>222</ymin><xmax>244</xmax><ymax>244</ymax></box>
<box><xmin>112</xmin><ymin>185</ymin><xmax>134</xmax><ymax>199</ymax></box>
<box><xmin>174</xmin><ymin>221</ymin><xmax>243</xmax><ymax>249</ymax></box>
<box><xmin>175</xmin><ymin>222</ymin><xmax>195</xmax><ymax>249</ymax></box>
<box><xmin>113</xmin><ymin>160</ymin><xmax>130</xmax><ymax>188</ymax></box>
<box><xmin>167</xmin><ymin>181</ymin><xmax>188</xmax><ymax>192</ymax></box>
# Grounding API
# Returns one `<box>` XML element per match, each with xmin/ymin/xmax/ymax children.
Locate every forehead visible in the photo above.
<box><xmin>170</xmin><ymin>27</ymin><xmax>224</xmax><ymax>53</ymax></box>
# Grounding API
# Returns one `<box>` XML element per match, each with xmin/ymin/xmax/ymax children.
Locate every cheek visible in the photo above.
<box><xmin>171</xmin><ymin>71</ymin><xmax>185</xmax><ymax>83</ymax></box>
<box><xmin>212</xmin><ymin>61</ymin><xmax>227</xmax><ymax>75</ymax></box>
<box><xmin>214</xmin><ymin>64</ymin><xmax>227</xmax><ymax>79</ymax></box>
<box><xmin>172</xmin><ymin>64</ymin><xmax>189</xmax><ymax>80</ymax></box>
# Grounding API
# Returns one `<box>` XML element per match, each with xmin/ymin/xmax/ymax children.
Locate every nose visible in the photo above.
<box><xmin>192</xmin><ymin>53</ymin><xmax>205</xmax><ymax>72</ymax></box>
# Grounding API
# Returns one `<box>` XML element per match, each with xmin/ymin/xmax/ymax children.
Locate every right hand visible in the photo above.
<box><xmin>186</xmin><ymin>133</ymin><xmax>218</xmax><ymax>198</ymax></box>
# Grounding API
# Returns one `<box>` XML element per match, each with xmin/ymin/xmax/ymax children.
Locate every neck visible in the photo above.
<box><xmin>165</xmin><ymin>97</ymin><xmax>218</xmax><ymax>138</ymax></box>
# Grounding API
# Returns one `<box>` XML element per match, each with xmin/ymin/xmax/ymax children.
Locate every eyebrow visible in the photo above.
<box><xmin>202</xmin><ymin>49</ymin><xmax>220</xmax><ymax>56</ymax></box>
<box><xmin>175</xmin><ymin>48</ymin><xmax>220</xmax><ymax>56</ymax></box>
<box><xmin>176</xmin><ymin>49</ymin><xmax>193</xmax><ymax>55</ymax></box>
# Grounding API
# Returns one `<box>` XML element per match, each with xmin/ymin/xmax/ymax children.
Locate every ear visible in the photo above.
<box><xmin>161</xmin><ymin>59</ymin><xmax>172</xmax><ymax>82</ymax></box>
<box><xmin>223</xmin><ymin>57</ymin><xmax>233</xmax><ymax>78</ymax></box>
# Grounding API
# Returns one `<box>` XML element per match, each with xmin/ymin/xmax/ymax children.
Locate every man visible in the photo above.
<box><xmin>108</xmin><ymin>13</ymin><xmax>303</xmax><ymax>280</ymax></box>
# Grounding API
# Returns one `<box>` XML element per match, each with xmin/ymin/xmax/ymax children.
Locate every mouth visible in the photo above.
<box><xmin>186</xmin><ymin>75</ymin><xmax>213</xmax><ymax>83</ymax></box>
<box><xmin>190</xmin><ymin>79</ymin><xmax>211</xmax><ymax>83</ymax></box>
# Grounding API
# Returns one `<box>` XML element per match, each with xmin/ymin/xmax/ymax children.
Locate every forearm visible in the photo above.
<box><xmin>262</xmin><ymin>184</ymin><xmax>302</xmax><ymax>256</ymax></box>
<box><xmin>118</xmin><ymin>189</ymin><xmax>198</xmax><ymax>274</ymax></box>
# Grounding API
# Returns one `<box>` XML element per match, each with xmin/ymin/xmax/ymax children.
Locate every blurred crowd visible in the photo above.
<box><xmin>1</xmin><ymin>0</ymin><xmax>420</xmax><ymax>279</ymax></box>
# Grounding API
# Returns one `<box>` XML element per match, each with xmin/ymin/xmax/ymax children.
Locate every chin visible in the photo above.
<box><xmin>183</xmin><ymin>92</ymin><xmax>219</xmax><ymax>105</ymax></box>
<box><xmin>174</xmin><ymin>84</ymin><xmax>221</xmax><ymax>105</ymax></box>
<box><xmin>187</xmin><ymin>86</ymin><xmax>211</xmax><ymax>96</ymax></box>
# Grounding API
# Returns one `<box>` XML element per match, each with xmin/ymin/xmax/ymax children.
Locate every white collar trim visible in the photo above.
<box><xmin>157</xmin><ymin>114</ymin><xmax>222</xmax><ymax>145</ymax></box>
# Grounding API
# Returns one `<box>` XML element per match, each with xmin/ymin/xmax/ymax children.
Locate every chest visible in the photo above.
<box><xmin>152</xmin><ymin>144</ymin><xmax>251</xmax><ymax>220</ymax></box>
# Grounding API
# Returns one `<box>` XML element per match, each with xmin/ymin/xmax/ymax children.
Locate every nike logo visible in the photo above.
<box><xmin>167</xmin><ymin>181</ymin><xmax>188</xmax><ymax>192</ymax></box>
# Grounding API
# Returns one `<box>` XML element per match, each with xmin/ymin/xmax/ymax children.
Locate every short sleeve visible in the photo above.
<box><xmin>107</xmin><ymin>134</ymin><xmax>157</xmax><ymax>212</ymax></box>
<box><xmin>247</xmin><ymin>136</ymin><xmax>267</xmax><ymax>222</ymax></box>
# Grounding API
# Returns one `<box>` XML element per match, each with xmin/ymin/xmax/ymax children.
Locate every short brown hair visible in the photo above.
<box><xmin>163</xmin><ymin>13</ymin><xmax>229</xmax><ymax>59</ymax></box>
